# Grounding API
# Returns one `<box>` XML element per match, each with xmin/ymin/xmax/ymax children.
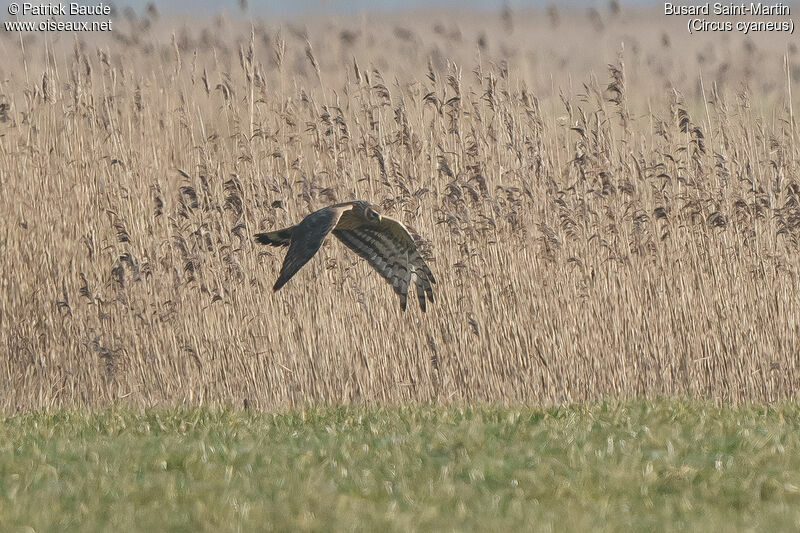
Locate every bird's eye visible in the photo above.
<box><xmin>367</xmin><ymin>209</ymin><xmax>379</xmax><ymax>220</ymax></box>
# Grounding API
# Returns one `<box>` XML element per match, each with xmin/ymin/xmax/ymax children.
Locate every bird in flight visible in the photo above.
<box><xmin>255</xmin><ymin>201</ymin><xmax>436</xmax><ymax>311</ymax></box>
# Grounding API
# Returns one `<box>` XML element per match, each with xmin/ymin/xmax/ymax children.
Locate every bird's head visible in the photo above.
<box><xmin>364</xmin><ymin>205</ymin><xmax>382</xmax><ymax>223</ymax></box>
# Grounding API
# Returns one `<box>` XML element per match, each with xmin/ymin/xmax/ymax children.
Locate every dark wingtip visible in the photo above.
<box><xmin>273</xmin><ymin>278</ymin><xmax>285</xmax><ymax>292</ymax></box>
<box><xmin>255</xmin><ymin>231</ymin><xmax>291</xmax><ymax>247</ymax></box>
<box><xmin>254</xmin><ymin>233</ymin><xmax>272</xmax><ymax>245</ymax></box>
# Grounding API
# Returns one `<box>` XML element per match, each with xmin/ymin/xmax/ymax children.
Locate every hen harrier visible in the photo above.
<box><xmin>255</xmin><ymin>201</ymin><xmax>436</xmax><ymax>311</ymax></box>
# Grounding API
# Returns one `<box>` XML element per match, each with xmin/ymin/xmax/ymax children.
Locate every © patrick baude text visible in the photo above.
<box><xmin>8</xmin><ymin>2</ymin><xmax>110</xmax><ymax>16</ymax></box>
<box><xmin>5</xmin><ymin>2</ymin><xmax>113</xmax><ymax>32</ymax></box>
<box><xmin>664</xmin><ymin>2</ymin><xmax>794</xmax><ymax>33</ymax></box>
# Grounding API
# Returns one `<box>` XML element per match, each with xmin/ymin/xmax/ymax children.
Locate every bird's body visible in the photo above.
<box><xmin>255</xmin><ymin>201</ymin><xmax>436</xmax><ymax>311</ymax></box>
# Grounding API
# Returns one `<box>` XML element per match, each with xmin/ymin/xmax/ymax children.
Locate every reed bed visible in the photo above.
<box><xmin>2</xmin><ymin>6</ymin><xmax>800</xmax><ymax>410</ymax></box>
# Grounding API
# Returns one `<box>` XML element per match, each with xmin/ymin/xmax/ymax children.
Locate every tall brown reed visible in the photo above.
<box><xmin>1</xmin><ymin>8</ymin><xmax>799</xmax><ymax>410</ymax></box>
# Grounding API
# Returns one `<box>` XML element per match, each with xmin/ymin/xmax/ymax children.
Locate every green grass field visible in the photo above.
<box><xmin>2</xmin><ymin>401</ymin><xmax>800</xmax><ymax>531</ymax></box>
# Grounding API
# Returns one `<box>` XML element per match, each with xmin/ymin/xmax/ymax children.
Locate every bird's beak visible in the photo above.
<box><xmin>377</xmin><ymin>214</ymin><xmax>382</xmax><ymax>223</ymax></box>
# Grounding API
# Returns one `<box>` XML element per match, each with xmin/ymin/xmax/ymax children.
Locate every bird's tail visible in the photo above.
<box><xmin>254</xmin><ymin>226</ymin><xmax>295</xmax><ymax>247</ymax></box>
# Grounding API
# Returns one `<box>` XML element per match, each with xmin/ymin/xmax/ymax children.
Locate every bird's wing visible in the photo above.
<box><xmin>254</xmin><ymin>226</ymin><xmax>295</xmax><ymax>247</ymax></box>
<box><xmin>333</xmin><ymin>216</ymin><xmax>435</xmax><ymax>311</ymax></box>
<box><xmin>273</xmin><ymin>205</ymin><xmax>350</xmax><ymax>291</ymax></box>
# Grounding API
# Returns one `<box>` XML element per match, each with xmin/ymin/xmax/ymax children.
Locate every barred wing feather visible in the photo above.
<box><xmin>334</xmin><ymin>217</ymin><xmax>435</xmax><ymax>311</ymax></box>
